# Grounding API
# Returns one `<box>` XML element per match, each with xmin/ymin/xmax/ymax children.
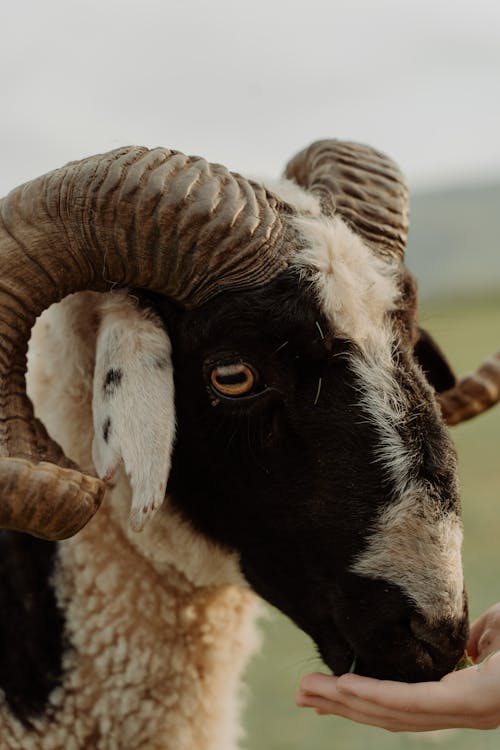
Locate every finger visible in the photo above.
<box><xmin>469</xmin><ymin>604</ymin><xmax>500</xmax><ymax>658</ymax></box>
<box><xmin>468</xmin><ymin>612</ymin><xmax>489</xmax><ymax>658</ymax></box>
<box><xmin>477</xmin><ymin>630</ymin><xmax>500</xmax><ymax>661</ymax></box>
<box><xmin>299</xmin><ymin>673</ymin><xmax>340</xmax><ymax>700</ymax></box>
<box><xmin>296</xmin><ymin>693</ymin><xmax>456</xmax><ymax>732</ymax></box>
<box><xmin>297</xmin><ymin>692</ymin><xmax>410</xmax><ymax>730</ymax></box>
<box><xmin>297</xmin><ymin>690</ymin><xmax>407</xmax><ymax>726</ymax></box>
<box><xmin>300</xmin><ymin>672</ymin><xmax>441</xmax><ymax>714</ymax></box>
<box><xmin>335</xmin><ymin>671</ymin><xmax>474</xmax><ymax>715</ymax></box>
<box><xmin>297</xmin><ymin>687</ymin><xmax>482</xmax><ymax>731</ymax></box>
<box><xmin>301</xmin><ymin>671</ymin><xmax>434</xmax><ymax>712</ymax></box>
<box><xmin>299</xmin><ymin>666</ymin><xmax>495</xmax><ymax>725</ymax></box>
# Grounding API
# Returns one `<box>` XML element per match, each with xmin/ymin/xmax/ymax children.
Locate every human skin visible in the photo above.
<box><xmin>295</xmin><ymin>603</ymin><xmax>500</xmax><ymax>732</ymax></box>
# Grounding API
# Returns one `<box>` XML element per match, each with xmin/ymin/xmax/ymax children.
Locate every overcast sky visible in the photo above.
<box><xmin>2</xmin><ymin>0</ymin><xmax>500</xmax><ymax>195</ymax></box>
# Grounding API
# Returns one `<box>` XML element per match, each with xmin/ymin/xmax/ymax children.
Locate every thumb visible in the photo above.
<box><xmin>468</xmin><ymin>612</ymin><xmax>488</xmax><ymax>660</ymax></box>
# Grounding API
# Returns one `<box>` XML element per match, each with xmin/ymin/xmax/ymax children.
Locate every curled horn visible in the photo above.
<box><xmin>0</xmin><ymin>146</ymin><xmax>297</xmax><ymax>540</ymax></box>
<box><xmin>284</xmin><ymin>139</ymin><xmax>409</xmax><ymax>260</ymax></box>
<box><xmin>440</xmin><ymin>351</ymin><xmax>500</xmax><ymax>426</ymax></box>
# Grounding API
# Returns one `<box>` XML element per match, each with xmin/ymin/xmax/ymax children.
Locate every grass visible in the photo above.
<box><xmin>242</xmin><ymin>292</ymin><xmax>500</xmax><ymax>750</ymax></box>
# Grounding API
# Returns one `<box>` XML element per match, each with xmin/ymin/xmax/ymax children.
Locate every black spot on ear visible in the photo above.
<box><xmin>155</xmin><ymin>356</ymin><xmax>169</xmax><ymax>370</ymax></box>
<box><xmin>103</xmin><ymin>368</ymin><xmax>123</xmax><ymax>396</ymax></box>
<box><xmin>102</xmin><ymin>417</ymin><xmax>112</xmax><ymax>443</ymax></box>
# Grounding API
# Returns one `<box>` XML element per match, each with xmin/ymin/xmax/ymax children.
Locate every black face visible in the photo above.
<box><xmin>147</xmin><ymin>272</ymin><xmax>467</xmax><ymax>682</ymax></box>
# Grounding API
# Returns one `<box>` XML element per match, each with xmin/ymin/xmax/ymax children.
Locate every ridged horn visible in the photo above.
<box><xmin>0</xmin><ymin>146</ymin><xmax>297</xmax><ymax>540</ymax></box>
<box><xmin>440</xmin><ymin>351</ymin><xmax>500</xmax><ymax>426</ymax></box>
<box><xmin>285</xmin><ymin>139</ymin><xmax>409</xmax><ymax>260</ymax></box>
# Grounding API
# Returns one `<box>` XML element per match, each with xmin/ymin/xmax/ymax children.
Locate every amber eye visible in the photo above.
<box><xmin>210</xmin><ymin>363</ymin><xmax>257</xmax><ymax>397</ymax></box>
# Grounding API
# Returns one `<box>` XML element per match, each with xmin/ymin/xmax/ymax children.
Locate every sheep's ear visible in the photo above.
<box><xmin>413</xmin><ymin>327</ymin><xmax>456</xmax><ymax>394</ymax></box>
<box><xmin>92</xmin><ymin>299</ymin><xmax>175</xmax><ymax>531</ymax></box>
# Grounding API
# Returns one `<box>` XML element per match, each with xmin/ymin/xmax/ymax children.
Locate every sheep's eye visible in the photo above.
<box><xmin>210</xmin><ymin>363</ymin><xmax>256</xmax><ymax>397</ymax></box>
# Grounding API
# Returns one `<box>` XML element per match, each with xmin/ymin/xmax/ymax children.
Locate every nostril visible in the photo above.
<box><xmin>410</xmin><ymin>617</ymin><xmax>438</xmax><ymax>649</ymax></box>
<box><xmin>409</xmin><ymin>616</ymin><xmax>462</xmax><ymax>653</ymax></box>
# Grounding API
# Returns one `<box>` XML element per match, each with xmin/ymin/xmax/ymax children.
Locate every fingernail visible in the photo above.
<box><xmin>295</xmin><ymin>690</ymin><xmax>310</xmax><ymax>706</ymax></box>
<box><xmin>296</xmin><ymin>697</ymin><xmax>314</xmax><ymax>708</ymax></box>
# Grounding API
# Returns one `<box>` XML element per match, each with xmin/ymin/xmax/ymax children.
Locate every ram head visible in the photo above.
<box><xmin>1</xmin><ymin>140</ymin><xmax>498</xmax><ymax>682</ymax></box>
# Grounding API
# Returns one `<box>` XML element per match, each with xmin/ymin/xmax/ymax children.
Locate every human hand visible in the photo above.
<box><xmin>296</xmin><ymin>606</ymin><xmax>500</xmax><ymax>732</ymax></box>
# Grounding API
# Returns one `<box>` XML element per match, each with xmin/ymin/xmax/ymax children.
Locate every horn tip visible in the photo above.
<box><xmin>0</xmin><ymin>457</ymin><xmax>106</xmax><ymax>540</ymax></box>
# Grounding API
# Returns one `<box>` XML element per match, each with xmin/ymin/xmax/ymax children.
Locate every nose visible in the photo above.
<box><xmin>347</xmin><ymin>611</ymin><xmax>469</xmax><ymax>682</ymax></box>
<box><xmin>409</xmin><ymin>612</ymin><xmax>468</xmax><ymax>661</ymax></box>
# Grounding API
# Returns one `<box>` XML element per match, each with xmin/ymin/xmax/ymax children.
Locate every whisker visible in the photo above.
<box><xmin>273</xmin><ymin>340</ymin><xmax>289</xmax><ymax>355</ymax></box>
<box><xmin>226</xmin><ymin>427</ymin><xmax>238</xmax><ymax>450</ymax></box>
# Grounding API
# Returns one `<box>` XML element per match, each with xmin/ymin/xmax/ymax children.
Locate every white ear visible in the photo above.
<box><xmin>92</xmin><ymin>297</ymin><xmax>175</xmax><ymax>531</ymax></box>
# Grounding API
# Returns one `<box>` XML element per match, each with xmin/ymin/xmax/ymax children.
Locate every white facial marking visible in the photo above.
<box><xmin>292</xmin><ymin>215</ymin><xmax>400</xmax><ymax>354</ymax></box>
<box><xmin>349</xmin><ymin>345</ymin><xmax>416</xmax><ymax>498</ymax></box>
<box><xmin>294</xmin><ymin>214</ymin><xmax>464</xmax><ymax>622</ymax></box>
<box><xmin>351</xmin><ymin>495</ymin><xmax>464</xmax><ymax>623</ymax></box>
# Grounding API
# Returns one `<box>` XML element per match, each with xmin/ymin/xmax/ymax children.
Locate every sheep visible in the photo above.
<box><xmin>0</xmin><ymin>139</ymin><xmax>497</xmax><ymax>749</ymax></box>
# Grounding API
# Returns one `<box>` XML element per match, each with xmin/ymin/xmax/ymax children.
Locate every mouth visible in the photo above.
<box><xmin>316</xmin><ymin>620</ymin><xmax>466</xmax><ymax>682</ymax></box>
<box><xmin>308</xmin><ymin>577</ymin><xmax>469</xmax><ymax>682</ymax></box>
<box><xmin>315</xmin><ymin>621</ymin><xmax>356</xmax><ymax>677</ymax></box>
<box><xmin>321</xmin><ymin>643</ymin><xmax>441</xmax><ymax>682</ymax></box>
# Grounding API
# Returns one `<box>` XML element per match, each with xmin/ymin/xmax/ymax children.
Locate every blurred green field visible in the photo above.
<box><xmin>243</xmin><ymin>293</ymin><xmax>500</xmax><ymax>750</ymax></box>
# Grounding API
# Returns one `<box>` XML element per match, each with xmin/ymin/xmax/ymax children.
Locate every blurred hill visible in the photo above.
<box><xmin>406</xmin><ymin>182</ymin><xmax>500</xmax><ymax>301</ymax></box>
